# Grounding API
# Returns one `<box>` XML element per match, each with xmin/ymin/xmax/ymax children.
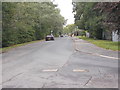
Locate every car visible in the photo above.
<box><xmin>45</xmin><ymin>35</ymin><xmax>54</xmax><ymax>41</ymax></box>
<box><xmin>60</xmin><ymin>34</ymin><xmax>64</xmax><ymax>37</ymax></box>
<box><xmin>64</xmin><ymin>34</ymin><xmax>68</xmax><ymax>37</ymax></box>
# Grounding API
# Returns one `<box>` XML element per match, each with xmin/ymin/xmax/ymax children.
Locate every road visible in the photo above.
<box><xmin>2</xmin><ymin>37</ymin><xmax>118</xmax><ymax>88</ymax></box>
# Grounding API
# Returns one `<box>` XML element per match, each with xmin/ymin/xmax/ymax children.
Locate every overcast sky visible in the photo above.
<box><xmin>53</xmin><ymin>0</ymin><xmax>74</xmax><ymax>25</ymax></box>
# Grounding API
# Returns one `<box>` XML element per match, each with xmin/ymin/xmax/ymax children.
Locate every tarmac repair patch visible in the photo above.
<box><xmin>73</xmin><ymin>69</ymin><xmax>89</xmax><ymax>72</ymax></box>
<box><xmin>42</xmin><ymin>69</ymin><xmax>58</xmax><ymax>72</ymax></box>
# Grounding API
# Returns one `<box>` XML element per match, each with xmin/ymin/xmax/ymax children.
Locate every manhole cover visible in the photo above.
<box><xmin>42</xmin><ymin>69</ymin><xmax>58</xmax><ymax>72</ymax></box>
<box><xmin>73</xmin><ymin>69</ymin><xmax>89</xmax><ymax>72</ymax></box>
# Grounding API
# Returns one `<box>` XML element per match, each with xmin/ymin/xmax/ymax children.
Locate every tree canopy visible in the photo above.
<box><xmin>63</xmin><ymin>24</ymin><xmax>76</xmax><ymax>34</ymax></box>
<box><xmin>73</xmin><ymin>2</ymin><xmax>120</xmax><ymax>39</ymax></box>
<box><xmin>2</xmin><ymin>2</ymin><xmax>65</xmax><ymax>47</ymax></box>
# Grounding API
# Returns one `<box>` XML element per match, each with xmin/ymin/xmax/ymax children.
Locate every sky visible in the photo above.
<box><xmin>53</xmin><ymin>0</ymin><xmax>74</xmax><ymax>25</ymax></box>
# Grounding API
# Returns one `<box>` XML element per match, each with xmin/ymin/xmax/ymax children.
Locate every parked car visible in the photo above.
<box><xmin>45</xmin><ymin>35</ymin><xmax>54</xmax><ymax>41</ymax></box>
<box><xmin>64</xmin><ymin>34</ymin><xmax>68</xmax><ymax>37</ymax></box>
<box><xmin>60</xmin><ymin>34</ymin><xmax>64</xmax><ymax>37</ymax></box>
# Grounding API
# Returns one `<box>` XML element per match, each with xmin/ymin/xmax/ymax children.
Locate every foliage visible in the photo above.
<box><xmin>73</xmin><ymin>2</ymin><xmax>120</xmax><ymax>40</ymax></box>
<box><xmin>94</xmin><ymin>2</ymin><xmax>120</xmax><ymax>33</ymax></box>
<box><xmin>63</xmin><ymin>24</ymin><xmax>76</xmax><ymax>34</ymax></box>
<box><xmin>0</xmin><ymin>2</ymin><xmax>2</xmax><ymax>48</ymax></box>
<box><xmin>80</xmin><ymin>30</ymin><xmax>86</xmax><ymax>36</ymax></box>
<box><xmin>2</xmin><ymin>2</ymin><xmax>65</xmax><ymax>47</ymax></box>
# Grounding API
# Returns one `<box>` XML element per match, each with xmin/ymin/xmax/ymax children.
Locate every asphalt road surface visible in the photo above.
<box><xmin>2</xmin><ymin>37</ymin><xmax>118</xmax><ymax>88</ymax></box>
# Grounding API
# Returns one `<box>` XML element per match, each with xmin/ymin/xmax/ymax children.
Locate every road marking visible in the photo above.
<box><xmin>76</xmin><ymin>48</ymin><xmax>119</xmax><ymax>60</ymax></box>
<box><xmin>42</xmin><ymin>69</ymin><xmax>58</xmax><ymax>72</ymax></box>
<box><xmin>73</xmin><ymin>69</ymin><xmax>89</xmax><ymax>72</ymax></box>
<box><xmin>98</xmin><ymin>54</ymin><xmax>118</xmax><ymax>59</ymax></box>
<box><xmin>92</xmin><ymin>53</ymin><xmax>119</xmax><ymax>60</ymax></box>
<box><xmin>73</xmin><ymin>38</ymin><xmax>119</xmax><ymax>60</ymax></box>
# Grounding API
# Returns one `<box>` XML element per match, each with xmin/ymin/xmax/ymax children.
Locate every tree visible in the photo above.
<box><xmin>2</xmin><ymin>2</ymin><xmax>65</xmax><ymax>47</ymax></box>
<box><xmin>73</xmin><ymin>2</ymin><xmax>120</xmax><ymax>40</ymax></box>
<box><xmin>63</xmin><ymin>24</ymin><xmax>76</xmax><ymax>34</ymax></box>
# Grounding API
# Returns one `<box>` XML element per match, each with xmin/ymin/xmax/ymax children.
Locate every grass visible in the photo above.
<box><xmin>77</xmin><ymin>36</ymin><xmax>120</xmax><ymax>51</ymax></box>
<box><xmin>0</xmin><ymin>39</ymin><xmax>44</xmax><ymax>53</ymax></box>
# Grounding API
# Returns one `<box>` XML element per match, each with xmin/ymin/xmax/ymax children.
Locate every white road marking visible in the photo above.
<box><xmin>94</xmin><ymin>53</ymin><xmax>119</xmax><ymax>60</ymax></box>
<box><xmin>76</xmin><ymin>48</ymin><xmax>119</xmax><ymax>60</ymax></box>
<box><xmin>74</xmin><ymin>38</ymin><xmax>119</xmax><ymax>60</ymax></box>
<box><xmin>42</xmin><ymin>69</ymin><xmax>58</xmax><ymax>72</ymax></box>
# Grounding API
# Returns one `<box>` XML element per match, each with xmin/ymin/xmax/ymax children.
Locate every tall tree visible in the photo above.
<box><xmin>2</xmin><ymin>2</ymin><xmax>65</xmax><ymax>47</ymax></box>
<box><xmin>73</xmin><ymin>2</ymin><xmax>120</xmax><ymax>40</ymax></box>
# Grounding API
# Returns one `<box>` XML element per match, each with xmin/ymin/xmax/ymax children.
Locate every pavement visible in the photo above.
<box><xmin>73</xmin><ymin>37</ymin><xmax>119</xmax><ymax>59</ymax></box>
<box><xmin>1</xmin><ymin>37</ymin><xmax>118</xmax><ymax>88</ymax></box>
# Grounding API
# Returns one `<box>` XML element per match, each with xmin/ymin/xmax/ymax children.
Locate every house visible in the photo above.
<box><xmin>112</xmin><ymin>30</ymin><xmax>120</xmax><ymax>42</ymax></box>
<box><xmin>102</xmin><ymin>30</ymin><xmax>119</xmax><ymax>42</ymax></box>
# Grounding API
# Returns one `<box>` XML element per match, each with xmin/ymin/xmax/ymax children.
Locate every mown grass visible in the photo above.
<box><xmin>77</xmin><ymin>36</ymin><xmax>120</xmax><ymax>51</ymax></box>
<box><xmin>0</xmin><ymin>39</ymin><xmax>44</xmax><ymax>53</ymax></box>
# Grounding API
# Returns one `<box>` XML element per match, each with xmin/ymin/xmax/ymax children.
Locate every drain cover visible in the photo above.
<box><xmin>42</xmin><ymin>69</ymin><xmax>58</xmax><ymax>72</ymax></box>
<box><xmin>73</xmin><ymin>69</ymin><xmax>89</xmax><ymax>72</ymax></box>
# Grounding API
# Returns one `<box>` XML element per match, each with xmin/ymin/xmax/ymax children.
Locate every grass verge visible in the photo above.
<box><xmin>77</xmin><ymin>36</ymin><xmax>119</xmax><ymax>51</ymax></box>
<box><xmin>0</xmin><ymin>39</ymin><xmax>44</xmax><ymax>53</ymax></box>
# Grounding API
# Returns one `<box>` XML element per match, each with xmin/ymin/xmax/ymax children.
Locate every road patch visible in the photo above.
<box><xmin>73</xmin><ymin>69</ymin><xmax>89</xmax><ymax>72</ymax></box>
<box><xmin>42</xmin><ymin>69</ymin><xmax>58</xmax><ymax>72</ymax></box>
